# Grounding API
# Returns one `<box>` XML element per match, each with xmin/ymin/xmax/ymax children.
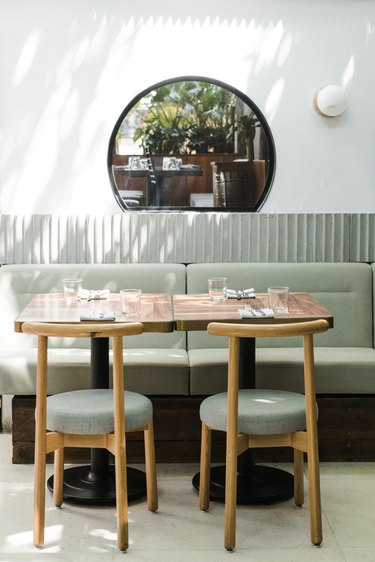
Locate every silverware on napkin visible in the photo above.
<box><xmin>77</xmin><ymin>289</ymin><xmax>110</xmax><ymax>302</ymax></box>
<box><xmin>226</xmin><ymin>288</ymin><xmax>256</xmax><ymax>299</ymax></box>
<box><xmin>238</xmin><ymin>307</ymin><xmax>274</xmax><ymax>318</ymax></box>
<box><xmin>80</xmin><ymin>312</ymin><xmax>115</xmax><ymax>321</ymax></box>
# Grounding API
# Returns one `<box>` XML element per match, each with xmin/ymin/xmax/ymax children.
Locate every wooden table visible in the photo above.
<box><xmin>15</xmin><ymin>292</ymin><xmax>174</xmax><ymax>505</ymax></box>
<box><xmin>173</xmin><ymin>292</ymin><xmax>334</xmax><ymax>504</ymax></box>
<box><xmin>15</xmin><ymin>292</ymin><xmax>174</xmax><ymax>333</ymax></box>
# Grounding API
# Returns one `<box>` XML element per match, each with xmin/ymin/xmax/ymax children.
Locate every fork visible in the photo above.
<box><xmin>249</xmin><ymin>306</ymin><xmax>266</xmax><ymax>316</ymax></box>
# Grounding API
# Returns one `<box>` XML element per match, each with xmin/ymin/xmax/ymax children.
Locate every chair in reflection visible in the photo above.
<box><xmin>198</xmin><ymin>319</ymin><xmax>329</xmax><ymax>551</ymax></box>
<box><xmin>119</xmin><ymin>189</ymin><xmax>145</xmax><ymax>207</ymax></box>
<box><xmin>21</xmin><ymin>321</ymin><xmax>158</xmax><ymax>552</ymax></box>
<box><xmin>189</xmin><ymin>193</ymin><xmax>214</xmax><ymax>207</ymax></box>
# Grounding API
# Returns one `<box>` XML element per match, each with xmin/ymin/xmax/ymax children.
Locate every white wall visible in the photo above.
<box><xmin>0</xmin><ymin>0</ymin><xmax>374</xmax><ymax>215</ymax></box>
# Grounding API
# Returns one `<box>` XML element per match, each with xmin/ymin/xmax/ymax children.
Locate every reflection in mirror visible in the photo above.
<box><xmin>108</xmin><ymin>76</ymin><xmax>275</xmax><ymax>211</ymax></box>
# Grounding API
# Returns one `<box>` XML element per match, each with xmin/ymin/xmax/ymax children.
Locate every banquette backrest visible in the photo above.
<box><xmin>186</xmin><ymin>262</ymin><xmax>373</xmax><ymax>349</ymax></box>
<box><xmin>0</xmin><ymin>263</ymin><xmax>187</xmax><ymax>350</ymax></box>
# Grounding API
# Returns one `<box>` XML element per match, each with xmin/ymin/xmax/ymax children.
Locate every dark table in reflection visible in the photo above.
<box><xmin>113</xmin><ymin>165</ymin><xmax>203</xmax><ymax>206</ymax></box>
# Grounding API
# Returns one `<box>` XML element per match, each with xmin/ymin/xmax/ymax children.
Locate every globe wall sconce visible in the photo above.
<box><xmin>313</xmin><ymin>85</ymin><xmax>348</xmax><ymax>117</ymax></box>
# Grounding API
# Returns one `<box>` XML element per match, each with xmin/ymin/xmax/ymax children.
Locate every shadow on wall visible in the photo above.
<box><xmin>2</xmin><ymin>2</ymin><xmax>292</xmax><ymax>215</ymax></box>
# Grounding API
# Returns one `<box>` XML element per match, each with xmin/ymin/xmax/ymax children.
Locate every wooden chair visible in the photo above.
<box><xmin>198</xmin><ymin>319</ymin><xmax>330</xmax><ymax>551</ymax></box>
<box><xmin>21</xmin><ymin>321</ymin><xmax>158</xmax><ymax>552</ymax></box>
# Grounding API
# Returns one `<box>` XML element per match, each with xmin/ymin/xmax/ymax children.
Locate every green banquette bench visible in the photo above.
<box><xmin>1</xmin><ymin>262</ymin><xmax>374</xmax><ymax>462</ymax></box>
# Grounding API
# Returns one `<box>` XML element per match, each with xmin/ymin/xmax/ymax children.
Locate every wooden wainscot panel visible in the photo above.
<box><xmin>11</xmin><ymin>394</ymin><xmax>375</xmax><ymax>464</ymax></box>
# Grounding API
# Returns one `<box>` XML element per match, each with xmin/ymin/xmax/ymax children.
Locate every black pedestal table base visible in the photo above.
<box><xmin>47</xmin><ymin>465</ymin><xmax>146</xmax><ymax>506</ymax></box>
<box><xmin>192</xmin><ymin>463</ymin><xmax>294</xmax><ymax>505</ymax></box>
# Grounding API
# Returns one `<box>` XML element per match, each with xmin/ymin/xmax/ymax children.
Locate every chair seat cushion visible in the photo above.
<box><xmin>46</xmin><ymin>389</ymin><xmax>152</xmax><ymax>434</ymax></box>
<box><xmin>200</xmin><ymin>389</ymin><xmax>307</xmax><ymax>435</ymax></box>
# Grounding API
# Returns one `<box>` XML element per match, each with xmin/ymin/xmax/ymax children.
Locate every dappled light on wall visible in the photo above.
<box><xmin>12</xmin><ymin>30</ymin><xmax>40</xmax><ymax>87</ymax></box>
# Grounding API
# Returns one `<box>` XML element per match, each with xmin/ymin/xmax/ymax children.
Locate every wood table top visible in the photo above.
<box><xmin>15</xmin><ymin>292</ymin><xmax>334</xmax><ymax>334</ymax></box>
<box><xmin>172</xmin><ymin>292</ymin><xmax>334</xmax><ymax>331</ymax></box>
<box><xmin>14</xmin><ymin>293</ymin><xmax>175</xmax><ymax>333</ymax></box>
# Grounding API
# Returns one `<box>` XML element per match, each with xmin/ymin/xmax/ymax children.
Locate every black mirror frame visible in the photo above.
<box><xmin>107</xmin><ymin>75</ymin><xmax>276</xmax><ymax>212</ymax></box>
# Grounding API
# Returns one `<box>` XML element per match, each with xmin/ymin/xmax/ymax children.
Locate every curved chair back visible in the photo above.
<box><xmin>21</xmin><ymin>320</ymin><xmax>158</xmax><ymax>553</ymax></box>
<box><xmin>200</xmin><ymin>318</ymin><xmax>330</xmax><ymax>551</ymax></box>
<box><xmin>21</xmin><ymin>321</ymin><xmax>144</xmax><ymax>339</ymax></box>
<box><xmin>207</xmin><ymin>319</ymin><xmax>330</xmax><ymax>339</ymax></box>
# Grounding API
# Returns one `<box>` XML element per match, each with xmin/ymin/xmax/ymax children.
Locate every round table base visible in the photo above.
<box><xmin>47</xmin><ymin>465</ymin><xmax>146</xmax><ymax>505</ymax></box>
<box><xmin>192</xmin><ymin>465</ymin><xmax>294</xmax><ymax>505</ymax></box>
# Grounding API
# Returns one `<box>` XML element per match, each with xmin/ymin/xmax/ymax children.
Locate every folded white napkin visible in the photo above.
<box><xmin>238</xmin><ymin>307</ymin><xmax>274</xmax><ymax>318</ymax></box>
<box><xmin>80</xmin><ymin>311</ymin><xmax>115</xmax><ymax>321</ymax></box>
<box><xmin>226</xmin><ymin>288</ymin><xmax>256</xmax><ymax>299</ymax></box>
<box><xmin>77</xmin><ymin>289</ymin><xmax>110</xmax><ymax>301</ymax></box>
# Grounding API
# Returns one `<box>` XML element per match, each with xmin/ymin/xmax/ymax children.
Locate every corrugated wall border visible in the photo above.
<box><xmin>0</xmin><ymin>212</ymin><xmax>370</xmax><ymax>265</ymax></box>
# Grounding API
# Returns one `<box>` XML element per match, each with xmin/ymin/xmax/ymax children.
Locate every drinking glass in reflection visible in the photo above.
<box><xmin>163</xmin><ymin>157</ymin><xmax>180</xmax><ymax>170</ymax></box>
<box><xmin>208</xmin><ymin>277</ymin><xmax>228</xmax><ymax>302</ymax></box>
<box><xmin>268</xmin><ymin>286</ymin><xmax>289</xmax><ymax>313</ymax></box>
<box><xmin>120</xmin><ymin>289</ymin><xmax>142</xmax><ymax>316</ymax></box>
<box><xmin>63</xmin><ymin>278</ymin><xmax>82</xmax><ymax>302</ymax></box>
<box><xmin>128</xmin><ymin>156</ymin><xmax>141</xmax><ymax>170</ymax></box>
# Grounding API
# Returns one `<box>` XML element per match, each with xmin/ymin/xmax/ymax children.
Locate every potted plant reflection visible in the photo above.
<box><xmin>110</xmin><ymin>78</ymin><xmax>274</xmax><ymax>210</ymax></box>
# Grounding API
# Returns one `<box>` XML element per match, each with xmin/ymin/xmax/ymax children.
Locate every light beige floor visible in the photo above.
<box><xmin>0</xmin><ymin>432</ymin><xmax>374</xmax><ymax>561</ymax></box>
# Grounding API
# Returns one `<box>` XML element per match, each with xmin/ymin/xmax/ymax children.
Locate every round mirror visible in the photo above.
<box><xmin>108</xmin><ymin>76</ymin><xmax>276</xmax><ymax>211</ymax></box>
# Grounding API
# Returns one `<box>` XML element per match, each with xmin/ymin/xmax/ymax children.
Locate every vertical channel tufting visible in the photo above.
<box><xmin>350</xmin><ymin>213</ymin><xmax>375</xmax><ymax>263</ymax></box>
<box><xmin>0</xmin><ymin>212</ymin><xmax>362</xmax><ymax>265</ymax></box>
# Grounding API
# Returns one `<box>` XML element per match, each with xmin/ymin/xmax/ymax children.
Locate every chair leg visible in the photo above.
<box><xmin>34</xmin><ymin>335</ymin><xmax>48</xmax><ymax>548</ymax></box>
<box><xmin>294</xmin><ymin>448</ymin><xmax>304</xmax><ymax>507</ymax></box>
<box><xmin>53</xmin><ymin>447</ymin><xmax>64</xmax><ymax>507</ymax></box>
<box><xmin>144</xmin><ymin>422</ymin><xmax>158</xmax><ymax>512</ymax></box>
<box><xmin>34</xmin><ymin>434</ymin><xmax>46</xmax><ymax>548</ymax></box>
<box><xmin>224</xmin><ymin>432</ymin><xmax>237</xmax><ymax>552</ymax></box>
<box><xmin>224</xmin><ymin>336</ymin><xmax>239</xmax><ymax>552</ymax></box>
<box><xmin>199</xmin><ymin>423</ymin><xmax>211</xmax><ymax>511</ymax></box>
<box><xmin>115</xmin><ymin>443</ymin><xmax>128</xmax><ymax>551</ymax></box>
<box><xmin>304</xmin><ymin>334</ymin><xmax>322</xmax><ymax>546</ymax></box>
<box><xmin>113</xmin><ymin>336</ymin><xmax>129</xmax><ymax>551</ymax></box>
<box><xmin>307</xmin><ymin>446</ymin><xmax>322</xmax><ymax>545</ymax></box>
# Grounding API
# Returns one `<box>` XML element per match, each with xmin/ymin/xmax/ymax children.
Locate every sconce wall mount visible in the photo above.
<box><xmin>313</xmin><ymin>85</ymin><xmax>347</xmax><ymax>117</ymax></box>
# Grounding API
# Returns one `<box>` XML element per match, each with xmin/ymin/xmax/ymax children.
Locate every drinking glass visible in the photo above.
<box><xmin>163</xmin><ymin>157</ymin><xmax>179</xmax><ymax>170</ymax></box>
<box><xmin>268</xmin><ymin>286</ymin><xmax>289</xmax><ymax>313</ymax></box>
<box><xmin>128</xmin><ymin>156</ymin><xmax>141</xmax><ymax>170</ymax></box>
<box><xmin>208</xmin><ymin>277</ymin><xmax>228</xmax><ymax>302</ymax></box>
<box><xmin>120</xmin><ymin>289</ymin><xmax>142</xmax><ymax>316</ymax></box>
<box><xmin>63</xmin><ymin>278</ymin><xmax>82</xmax><ymax>302</ymax></box>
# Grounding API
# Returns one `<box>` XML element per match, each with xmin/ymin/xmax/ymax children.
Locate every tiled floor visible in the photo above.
<box><xmin>0</xmin><ymin>432</ymin><xmax>374</xmax><ymax>562</ymax></box>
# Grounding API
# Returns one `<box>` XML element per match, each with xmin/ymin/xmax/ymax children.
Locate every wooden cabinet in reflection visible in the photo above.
<box><xmin>211</xmin><ymin>160</ymin><xmax>266</xmax><ymax>209</ymax></box>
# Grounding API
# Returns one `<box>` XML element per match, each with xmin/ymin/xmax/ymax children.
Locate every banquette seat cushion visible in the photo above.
<box><xmin>1</xmin><ymin>261</ymin><xmax>375</xmax><ymax>400</ymax></box>
<box><xmin>0</xmin><ymin>264</ymin><xmax>189</xmax><ymax>396</ymax></box>
<box><xmin>186</xmin><ymin>262</ymin><xmax>375</xmax><ymax>395</ymax></box>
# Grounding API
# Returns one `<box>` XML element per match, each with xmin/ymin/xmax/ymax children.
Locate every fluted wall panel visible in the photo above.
<box><xmin>350</xmin><ymin>214</ymin><xmax>375</xmax><ymax>262</ymax></box>
<box><xmin>0</xmin><ymin>212</ymin><xmax>363</xmax><ymax>265</ymax></box>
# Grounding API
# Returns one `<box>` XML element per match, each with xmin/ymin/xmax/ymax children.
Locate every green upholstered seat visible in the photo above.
<box><xmin>200</xmin><ymin>389</ymin><xmax>306</xmax><ymax>435</ymax></box>
<box><xmin>47</xmin><ymin>389</ymin><xmax>153</xmax><ymax>434</ymax></box>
